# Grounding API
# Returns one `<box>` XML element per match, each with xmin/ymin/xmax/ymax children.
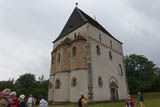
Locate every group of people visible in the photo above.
<box><xmin>125</xmin><ymin>91</ymin><xmax>145</xmax><ymax>107</ymax></box>
<box><xmin>0</xmin><ymin>88</ymin><xmax>146</xmax><ymax>107</ymax></box>
<box><xmin>0</xmin><ymin>88</ymin><xmax>48</xmax><ymax>107</ymax></box>
<box><xmin>78</xmin><ymin>91</ymin><xmax>145</xmax><ymax>107</ymax></box>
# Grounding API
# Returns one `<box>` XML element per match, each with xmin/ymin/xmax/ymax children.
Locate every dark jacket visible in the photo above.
<box><xmin>138</xmin><ymin>94</ymin><xmax>144</xmax><ymax>102</ymax></box>
<box><xmin>18</xmin><ymin>101</ymin><xmax>25</xmax><ymax>107</ymax></box>
<box><xmin>78</xmin><ymin>96</ymin><xmax>84</xmax><ymax>107</ymax></box>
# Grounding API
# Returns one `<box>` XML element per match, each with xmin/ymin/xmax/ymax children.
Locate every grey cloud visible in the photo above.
<box><xmin>0</xmin><ymin>0</ymin><xmax>160</xmax><ymax>80</ymax></box>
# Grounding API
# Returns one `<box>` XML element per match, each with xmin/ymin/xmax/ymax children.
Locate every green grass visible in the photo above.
<box><xmin>41</xmin><ymin>92</ymin><xmax>160</xmax><ymax>107</ymax></box>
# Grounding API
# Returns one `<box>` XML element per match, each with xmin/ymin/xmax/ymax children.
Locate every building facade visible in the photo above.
<box><xmin>48</xmin><ymin>7</ymin><xmax>128</xmax><ymax>103</ymax></box>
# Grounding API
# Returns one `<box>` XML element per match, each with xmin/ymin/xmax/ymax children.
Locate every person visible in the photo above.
<box><xmin>8</xmin><ymin>91</ymin><xmax>18</xmax><ymax>107</ymax></box>
<box><xmin>78</xmin><ymin>93</ymin><xmax>88</xmax><ymax>107</ymax></box>
<box><xmin>125</xmin><ymin>95</ymin><xmax>134</xmax><ymax>107</ymax></box>
<box><xmin>18</xmin><ymin>95</ymin><xmax>25</xmax><ymax>107</ymax></box>
<box><xmin>38</xmin><ymin>96</ymin><xmax>48</xmax><ymax>107</ymax></box>
<box><xmin>0</xmin><ymin>92</ymin><xmax>8</xmax><ymax>107</ymax></box>
<box><xmin>138</xmin><ymin>91</ymin><xmax>145</xmax><ymax>107</ymax></box>
<box><xmin>0</xmin><ymin>89</ymin><xmax>11</xmax><ymax>107</ymax></box>
<box><xmin>27</xmin><ymin>94</ymin><xmax>34</xmax><ymax>107</ymax></box>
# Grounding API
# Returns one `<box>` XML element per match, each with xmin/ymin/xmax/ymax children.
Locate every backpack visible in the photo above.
<box><xmin>82</xmin><ymin>98</ymin><xmax>88</xmax><ymax>107</ymax></box>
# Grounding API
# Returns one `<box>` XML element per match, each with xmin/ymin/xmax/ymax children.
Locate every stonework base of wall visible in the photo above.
<box><xmin>48</xmin><ymin>99</ymin><xmax>126</xmax><ymax>105</ymax></box>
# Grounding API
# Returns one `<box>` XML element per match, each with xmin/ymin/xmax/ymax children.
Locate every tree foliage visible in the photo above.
<box><xmin>0</xmin><ymin>73</ymin><xmax>49</xmax><ymax>100</ymax></box>
<box><xmin>125</xmin><ymin>54</ymin><xmax>160</xmax><ymax>93</ymax></box>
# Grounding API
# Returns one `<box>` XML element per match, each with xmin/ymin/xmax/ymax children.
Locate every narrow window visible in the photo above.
<box><xmin>109</xmin><ymin>51</ymin><xmax>112</xmax><ymax>60</ymax></box>
<box><xmin>74</xmin><ymin>33</ymin><xmax>77</xmax><ymax>39</ymax></box>
<box><xmin>51</xmin><ymin>56</ymin><xmax>54</xmax><ymax>64</ymax></box>
<box><xmin>57</xmin><ymin>53</ymin><xmax>60</xmax><ymax>62</ymax></box>
<box><xmin>99</xmin><ymin>34</ymin><xmax>102</xmax><ymax>41</ymax></box>
<box><xmin>49</xmin><ymin>82</ymin><xmax>53</xmax><ymax>89</ymax></box>
<box><xmin>96</xmin><ymin>45</ymin><xmax>101</xmax><ymax>55</ymax></box>
<box><xmin>72</xmin><ymin>47</ymin><xmax>76</xmax><ymax>56</ymax></box>
<box><xmin>118</xmin><ymin>64</ymin><xmax>123</xmax><ymax>75</ymax></box>
<box><xmin>55</xmin><ymin>79</ymin><xmax>61</xmax><ymax>89</ymax></box>
<box><xmin>98</xmin><ymin>77</ymin><xmax>103</xmax><ymax>87</ymax></box>
<box><xmin>110</xmin><ymin>40</ymin><xmax>112</xmax><ymax>47</ymax></box>
<box><xmin>71</xmin><ymin>77</ymin><xmax>77</xmax><ymax>87</ymax></box>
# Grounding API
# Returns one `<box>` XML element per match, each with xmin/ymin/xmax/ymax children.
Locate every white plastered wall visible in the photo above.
<box><xmin>88</xmin><ymin>24</ymin><xmax>128</xmax><ymax>101</ymax></box>
<box><xmin>69</xmin><ymin>69</ymin><xmax>88</xmax><ymax>102</ymax></box>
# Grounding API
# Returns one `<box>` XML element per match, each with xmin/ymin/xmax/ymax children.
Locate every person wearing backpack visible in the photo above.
<box><xmin>78</xmin><ymin>93</ymin><xmax>88</xmax><ymax>107</ymax></box>
<box><xmin>125</xmin><ymin>95</ymin><xmax>134</xmax><ymax>107</ymax></box>
<box><xmin>81</xmin><ymin>98</ymin><xmax>88</xmax><ymax>107</ymax></box>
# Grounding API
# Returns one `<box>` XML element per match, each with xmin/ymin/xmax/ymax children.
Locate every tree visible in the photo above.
<box><xmin>15</xmin><ymin>73</ymin><xmax>36</xmax><ymax>96</ymax></box>
<box><xmin>151</xmin><ymin>67</ymin><xmax>160</xmax><ymax>92</ymax></box>
<box><xmin>125</xmin><ymin>54</ymin><xmax>160</xmax><ymax>93</ymax></box>
<box><xmin>0</xmin><ymin>79</ymin><xmax>15</xmax><ymax>91</ymax></box>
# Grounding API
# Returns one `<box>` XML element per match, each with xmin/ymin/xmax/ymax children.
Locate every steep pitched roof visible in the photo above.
<box><xmin>53</xmin><ymin>7</ymin><xmax>122</xmax><ymax>44</ymax></box>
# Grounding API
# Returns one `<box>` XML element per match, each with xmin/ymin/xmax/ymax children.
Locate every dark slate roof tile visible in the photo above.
<box><xmin>53</xmin><ymin>7</ymin><xmax>122</xmax><ymax>44</ymax></box>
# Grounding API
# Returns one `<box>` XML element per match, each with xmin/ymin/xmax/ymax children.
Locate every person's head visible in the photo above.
<box><xmin>138</xmin><ymin>91</ymin><xmax>141</xmax><ymax>95</ymax></box>
<box><xmin>128</xmin><ymin>95</ymin><xmax>131</xmax><ymax>99</ymax></box>
<box><xmin>29</xmin><ymin>94</ymin><xmax>32</xmax><ymax>97</ymax></box>
<box><xmin>38</xmin><ymin>95</ymin><xmax>43</xmax><ymax>101</ymax></box>
<box><xmin>80</xmin><ymin>92</ymin><xmax>84</xmax><ymax>97</ymax></box>
<box><xmin>19</xmin><ymin>94</ymin><xmax>25</xmax><ymax>100</ymax></box>
<box><xmin>10</xmin><ymin>91</ymin><xmax>16</xmax><ymax>98</ymax></box>
<box><xmin>2</xmin><ymin>88</ymin><xmax>11</xmax><ymax>96</ymax></box>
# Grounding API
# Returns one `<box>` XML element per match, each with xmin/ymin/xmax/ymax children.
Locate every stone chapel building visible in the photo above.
<box><xmin>48</xmin><ymin>7</ymin><xmax>128</xmax><ymax>103</ymax></box>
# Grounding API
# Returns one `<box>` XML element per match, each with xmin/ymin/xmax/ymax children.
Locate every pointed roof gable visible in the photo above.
<box><xmin>53</xmin><ymin>7</ymin><xmax>122</xmax><ymax>44</ymax></box>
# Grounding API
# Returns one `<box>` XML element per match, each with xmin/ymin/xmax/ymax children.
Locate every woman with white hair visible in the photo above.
<box><xmin>8</xmin><ymin>91</ymin><xmax>18</xmax><ymax>107</ymax></box>
<box><xmin>18</xmin><ymin>95</ymin><xmax>25</xmax><ymax>107</ymax></box>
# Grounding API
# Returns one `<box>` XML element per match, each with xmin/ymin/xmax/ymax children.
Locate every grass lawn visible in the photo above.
<box><xmin>42</xmin><ymin>92</ymin><xmax>160</xmax><ymax>107</ymax></box>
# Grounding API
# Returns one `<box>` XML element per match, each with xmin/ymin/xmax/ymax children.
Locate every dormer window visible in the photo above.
<box><xmin>68</xmin><ymin>25</ymin><xmax>73</xmax><ymax>31</ymax></box>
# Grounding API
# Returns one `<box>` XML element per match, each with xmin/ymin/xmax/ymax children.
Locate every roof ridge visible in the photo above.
<box><xmin>76</xmin><ymin>7</ymin><xmax>88</xmax><ymax>22</ymax></box>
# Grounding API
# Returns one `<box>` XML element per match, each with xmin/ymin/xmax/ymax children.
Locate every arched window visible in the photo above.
<box><xmin>72</xmin><ymin>47</ymin><xmax>76</xmax><ymax>56</ymax></box>
<box><xmin>71</xmin><ymin>77</ymin><xmax>77</xmax><ymax>87</ymax></box>
<box><xmin>55</xmin><ymin>79</ymin><xmax>61</xmax><ymax>89</ymax></box>
<box><xmin>96</xmin><ymin>45</ymin><xmax>101</xmax><ymax>55</ymax></box>
<box><xmin>98</xmin><ymin>77</ymin><xmax>103</xmax><ymax>87</ymax></box>
<box><xmin>109</xmin><ymin>51</ymin><xmax>112</xmax><ymax>60</ymax></box>
<box><xmin>57</xmin><ymin>53</ymin><xmax>60</xmax><ymax>62</ymax></box>
<box><xmin>118</xmin><ymin>64</ymin><xmax>123</xmax><ymax>75</ymax></box>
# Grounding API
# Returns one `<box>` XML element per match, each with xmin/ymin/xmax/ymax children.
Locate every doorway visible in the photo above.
<box><xmin>110</xmin><ymin>81</ymin><xmax>118</xmax><ymax>101</ymax></box>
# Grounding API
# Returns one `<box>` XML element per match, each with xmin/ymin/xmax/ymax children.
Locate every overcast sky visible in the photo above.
<box><xmin>0</xmin><ymin>0</ymin><xmax>160</xmax><ymax>81</ymax></box>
